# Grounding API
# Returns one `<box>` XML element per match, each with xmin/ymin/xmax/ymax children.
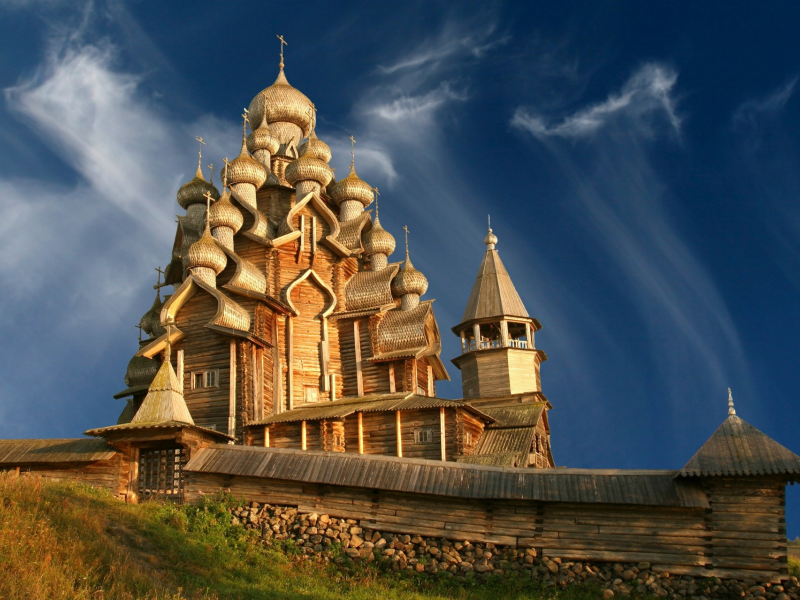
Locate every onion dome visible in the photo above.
<box><xmin>285</xmin><ymin>153</ymin><xmax>334</xmax><ymax>187</ymax></box>
<box><xmin>298</xmin><ymin>130</ymin><xmax>332</xmax><ymax>163</ymax></box>
<box><xmin>484</xmin><ymin>228</ymin><xmax>498</xmax><ymax>250</ymax></box>
<box><xmin>330</xmin><ymin>168</ymin><xmax>374</xmax><ymax>207</ymax></box>
<box><xmin>124</xmin><ymin>354</ymin><xmax>159</xmax><ymax>388</ymax></box>
<box><xmin>221</xmin><ymin>136</ymin><xmax>268</xmax><ymax>189</ymax></box>
<box><xmin>139</xmin><ymin>292</ymin><xmax>165</xmax><ymax>338</ymax></box>
<box><xmin>247</xmin><ymin>114</ymin><xmax>280</xmax><ymax>156</ymax></box>
<box><xmin>247</xmin><ymin>68</ymin><xmax>313</xmax><ymax>136</ymax></box>
<box><xmin>187</xmin><ymin>223</ymin><xmax>227</xmax><ymax>275</ymax></box>
<box><xmin>392</xmin><ymin>255</ymin><xmax>428</xmax><ymax>297</ymax></box>
<box><xmin>364</xmin><ymin>216</ymin><xmax>396</xmax><ymax>256</ymax></box>
<box><xmin>209</xmin><ymin>190</ymin><xmax>243</xmax><ymax>233</ymax></box>
<box><xmin>177</xmin><ymin>164</ymin><xmax>220</xmax><ymax>209</ymax></box>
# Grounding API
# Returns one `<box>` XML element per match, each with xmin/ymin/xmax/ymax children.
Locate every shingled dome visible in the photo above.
<box><xmin>679</xmin><ymin>414</ymin><xmax>800</xmax><ymax>478</ymax></box>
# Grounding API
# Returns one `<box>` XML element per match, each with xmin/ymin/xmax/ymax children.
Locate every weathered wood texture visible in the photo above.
<box><xmin>456</xmin><ymin>348</ymin><xmax>540</xmax><ymax>399</ymax></box>
<box><xmin>10</xmin><ymin>453</ymin><xmax>127</xmax><ymax>498</ymax></box>
<box><xmin>173</xmin><ymin>292</ymin><xmax>232</xmax><ymax>434</ymax></box>
<box><xmin>183</xmin><ymin>470</ymin><xmax>789</xmax><ymax>582</ymax></box>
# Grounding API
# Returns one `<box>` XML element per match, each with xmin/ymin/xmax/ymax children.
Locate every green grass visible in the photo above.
<box><xmin>0</xmin><ymin>473</ymin><xmax>607</xmax><ymax>600</ymax></box>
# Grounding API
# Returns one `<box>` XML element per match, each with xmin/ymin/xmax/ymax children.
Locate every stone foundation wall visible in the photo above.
<box><xmin>227</xmin><ymin>500</ymin><xmax>798</xmax><ymax>600</ymax></box>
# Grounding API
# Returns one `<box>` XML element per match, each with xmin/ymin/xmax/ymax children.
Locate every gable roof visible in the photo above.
<box><xmin>0</xmin><ymin>438</ymin><xmax>115</xmax><ymax>465</ymax></box>
<box><xmin>679</xmin><ymin>414</ymin><xmax>800</xmax><ymax>477</ymax></box>
<box><xmin>460</xmin><ymin>247</ymin><xmax>528</xmax><ymax>325</ymax></box>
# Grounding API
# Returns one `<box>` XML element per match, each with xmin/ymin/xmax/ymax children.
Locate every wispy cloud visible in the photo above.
<box><xmin>378</xmin><ymin>21</ymin><xmax>509</xmax><ymax>75</ymax></box>
<box><xmin>512</xmin><ymin>63</ymin><xmax>680</xmax><ymax>139</ymax></box>
<box><xmin>511</xmin><ymin>61</ymin><xmax>749</xmax><ymax>451</ymax></box>
<box><xmin>733</xmin><ymin>76</ymin><xmax>797</xmax><ymax>128</ymax></box>
<box><xmin>0</xmin><ymin>35</ymin><xmax>238</xmax><ymax>437</ymax></box>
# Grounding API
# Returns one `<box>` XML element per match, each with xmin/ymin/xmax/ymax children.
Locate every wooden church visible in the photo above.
<box><xmin>3</xmin><ymin>43</ymin><xmax>800</xmax><ymax>584</ymax></box>
<box><xmin>91</xmin><ymin>48</ymin><xmax>555</xmax><ymax>484</ymax></box>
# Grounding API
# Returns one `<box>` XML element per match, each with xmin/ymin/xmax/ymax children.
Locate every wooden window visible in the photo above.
<box><xmin>304</xmin><ymin>385</ymin><xmax>319</xmax><ymax>403</ymax></box>
<box><xmin>464</xmin><ymin>431</ymin><xmax>473</xmax><ymax>446</ymax></box>
<box><xmin>137</xmin><ymin>447</ymin><xmax>185</xmax><ymax>503</ymax></box>
<box><xmin>333</xmin><ymin>433</ymin><xmax>344</xmax><ymax>448</ymax></box>
<box><xmin>414</xmin><ymin>428</ymin><xmax>433</xmax><ymax>444</ymax></box>
<box><xmin>191</xmin><ymin>370</ymin><xmax>219</xmax><ymax>390</ymax></box>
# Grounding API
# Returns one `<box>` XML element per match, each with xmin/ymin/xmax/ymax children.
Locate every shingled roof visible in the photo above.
<box><xmin>679</xmin><ymin>414</ymin><xmax>800</xmax><ymax>478</ymax></box>
<box><xmin>459</xmin><ymin>237</ymin><xmax>528</xmax><ymax>324</ymax></box>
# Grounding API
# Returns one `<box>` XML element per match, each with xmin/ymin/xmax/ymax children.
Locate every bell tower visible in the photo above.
<box><xmin>451</xmin><ymin>226</ymin><xmax>547</xmax><ymax>402</ymax></box>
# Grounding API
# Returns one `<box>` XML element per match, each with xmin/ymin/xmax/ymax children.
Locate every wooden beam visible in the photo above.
<box><xmin>354</xmin><ymin>320</ymin><xmax>364</xmax><ymax>396</ymax></box>
<box><xmin>440</xmin><ymin>407</ymin><xmax>446</xmax><ymax>462</ymax></box>
<box><xmin>264</xmin><ymin>426</ymin><xmax>270</xmax><ymax>448</ymax></box>
<box><xmin>389</xmin><ymin>362</ymin><xmax>396</xmax><ymax>393</ymax></box>
<box><xmin>311</xmin><ymin>216</ymin><xmax>317</xmax><ymax>254</ymax></box>
<box><xmin>473</xmin><ymin>323</ymin><xmax>481</xmax><ymax>350</ymax></box>
<box><xmin>330</xmin><ymin>373</ymin><xmax>336</xmax><ymax>402</ymax></box>
<box><xmin>251</xmin><ymin>345</ymin><xmax>259</xmax><ymax>421</ymax></box>
<box><xmin>320</xmin><ymin>318</ymin><xmax>329</xmax><ymax>392</ymax></box>
<box><xmin>273</xmin><ymin>313</ymin><xmax>282</xmax><ymax>414</ymax></box>
<box><xmin>500</xmin><ymin>320</ymin><xmax>509</xmax><ymax>347</ymax></box>
<box><xmin>396</xmin><ymin>410</ymin><xmax>402</xmax><ymax>458</ymax></box>
<box><xmin>177</xmin><ymin>349</ymin><xmax>184</xmax><ymax>393</ymax></box>
<box><xmin>228</xmin><ymin>340</ymin><xmax>236</xmax><ymax>438</ymax></box>
<box><xmin>358</xmin><ymin>412</ymin><xmax>364</xmax><ymax>454</ymax></box>
<box><xmin>413</xmin><ymin>359</ymin><xmax>418</xmax><ymax>395</ymax></box>
<box><xmin>287</xmin><ymin>316</ymin><xmax>294</xmax><ymax>411</ymax></box>
<box><xmin>301</xmin><ymin>420</ymin><xmax>307</xmax><ymax>450</ymax></box>
<box><xmin>427</xmin><ymin>364</ymin><xmax>434</xmax><ymax>397</ymax></box>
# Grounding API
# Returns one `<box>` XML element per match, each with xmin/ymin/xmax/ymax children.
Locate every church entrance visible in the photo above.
<box><xmin>137</xmin><ymin>445</ymin><xmax>186</xmax><ymax>503</ymax></box>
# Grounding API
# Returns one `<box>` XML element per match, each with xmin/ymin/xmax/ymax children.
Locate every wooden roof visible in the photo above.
<box><xmin>481</xmin><ymin>403</ymin><xmax>546</xmax><ymax>429</ymax></box>
<box><xmin>248</xmin><ymin>393</ymin><xmax>492</xmax><ymax>426</ymax></box>
<box><xmin>679</xmin><ymin>414</ymin><xmax>800</xmax><ymax>478</ymax></box>
<box><xmin>185</xmin><ymin>445</ymin><xmax>709</xmax><ymax>508</ymax></box>
<box><xmin>0</xmin><ymin>438</ymin><xmax>115</xmax><ymax>465</ymax></box>
<box><xmin>458</xmin><ymin>245</ymin><xmax>528</xmax><ymax>326</ymax></box>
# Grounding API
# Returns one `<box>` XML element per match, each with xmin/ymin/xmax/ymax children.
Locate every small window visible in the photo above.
<box><xmin>333</xmin><ymin>433</ymin><xmax>344</xmax><ymax>448</ymax></box>
<box><xmin>191</xmin><ymin>370</ymin><xmax>219</xmax><ymax>390</ymax></box>
<box><xmin>304</xmin><ymin>386</ymin><xmax>319</xmax><ymax>403</ymax></box>
<box><xmin>464</xmin><ymin>431</ymin><xmax>473</xmax><ymax>446</ymax></box>
<box><xmin>414</xmin><ymin>428</ymin><xmax>433</xmax><ymax>444</ymax></box>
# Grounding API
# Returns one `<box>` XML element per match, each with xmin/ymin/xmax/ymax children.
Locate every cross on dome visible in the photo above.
<box><xmin>349</xmin><ymin>135</ymin><xmax>356</xmax><ymax>171</ymax></box>
<box><xmin>277</xmin><ymin>34</ymin><xmax>288</xmax><ymax>69</ymax></box>
<box><xmin>728</xmin><ymin>388</ymin><xmax>736</xmax><ymax>416</ymax></box>
<box><xmin>207</xmin><ymin>163</ymin><xmax>215</xmax><ymax>185</ymax></box>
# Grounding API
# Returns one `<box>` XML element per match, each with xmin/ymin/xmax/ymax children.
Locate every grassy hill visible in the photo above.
<box><xmin>1</xmin><ymin>472</ymin><xmax>798</xmax><ymax>600</ymax></box>
<box><xmin>0</xmin><ymin>473</ymin><xmax>605</xmax><ymax>600</ymax></box>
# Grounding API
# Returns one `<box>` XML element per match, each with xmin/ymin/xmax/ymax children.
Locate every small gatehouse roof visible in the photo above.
<box><xmin>679</xmin><ymin>414</ymin><xmax>800</xmax><ymax>478</ymax></box>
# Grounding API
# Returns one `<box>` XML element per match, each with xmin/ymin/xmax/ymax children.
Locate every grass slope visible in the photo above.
<box><xmin>0</xmin><ymin>473</ymin><xmax>606</xmax><ymax>600</ymax></box>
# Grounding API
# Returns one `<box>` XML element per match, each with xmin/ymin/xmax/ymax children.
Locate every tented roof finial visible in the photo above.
<box><xmin>484</xmin><ymin>215</ymin><xmax>498</xmax><ymax>249</ymax></box>
<box><xmin>728</xmin><ymin>388</ymin><xmax>736</xmax><ymax>416</ymax></box>
<box><xmin>277</xmin><ymin>34</ymin><xmax>287</xmax><ymax>70</ymax></box>
<box><xmin>195</xmin><ymin>136</ymin><xmax>205</xmax><ymax>178</ymax></box>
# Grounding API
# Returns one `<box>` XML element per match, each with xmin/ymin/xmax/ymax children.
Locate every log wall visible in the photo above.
<box><xmin>183</xmin><ymin>471</ymin><xmax>790</xmax><ymax>583</ymax></box>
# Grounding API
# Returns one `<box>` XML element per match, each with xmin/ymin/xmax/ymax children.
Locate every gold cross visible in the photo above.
<box><xmin>135</xmin><ymin>324</ymin><xmax>143</xmax><ymax>342</ymax></box>
<box><xmin>207</xmin><ymin>163</ymin><xmax>215</xmax><ymax>184</ymax></box>
<box><xmin>222</xmin><ymin>157</ymin><xmax>229</xmax><ymax>189</ymax></box>
<box><xmin>155</xmin><ymin>266</ymin><xmax>165</xmax><ymax>286</ymax></box>
<box><xmin>373</xmin><ymin>187</ymin><xmax>380</xmax><ymax>218</ymax></box>
<box><xmin>195</xmin><ymin>136</ymin><xmax>205</xmax><ymax>169</ymax></box>
<box><xmin>349</xmin><ymin>135</ymin><xmax>356</xmax><ymax>170</ymax></box>
<box><xmin>203</xmin><ymin>191</ymin><xmax>214</xmax><ymax>229</ymax></box>
<box><xmin>277</xmin><ymin>35</ymin><xmax>287</xmax><ymax>68</ymax></box>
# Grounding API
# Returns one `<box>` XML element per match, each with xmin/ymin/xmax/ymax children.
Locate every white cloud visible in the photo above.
<box><xmin>732</xmin><ymin>77</ymin><xmax>797</xmax><ymax>128</ymax></box>
<box><xmin>511</xmin><ymin>63</ymin><xmax>680</xmax><ymax>139</ymax></box>
<box><xmin>511</xmin><ymin>62</ymin><xmax>750</xmax><ymax>428</ymax></box>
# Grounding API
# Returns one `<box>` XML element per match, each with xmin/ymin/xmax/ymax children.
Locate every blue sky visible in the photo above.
<box><xmin>1</xmin><ymin>1</ymin><xmax>799</xmax><ymax>534</ymax></box>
